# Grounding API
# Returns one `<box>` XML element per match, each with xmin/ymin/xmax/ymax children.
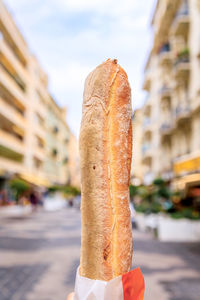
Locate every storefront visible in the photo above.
<box><xmin>173</xmin><ymin>153</ymin><xmax>200</xmax><ymax>195</ymax></box>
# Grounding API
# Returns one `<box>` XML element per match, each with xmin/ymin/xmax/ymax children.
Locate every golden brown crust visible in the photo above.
<box><xmin>79</xmin><ymin>59</ymin><xmax>132</xmax><ymax>281</ymax></box>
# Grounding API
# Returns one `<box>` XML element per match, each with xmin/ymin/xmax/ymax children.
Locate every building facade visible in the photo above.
<box><xmin>136</xmin><ymin>0</ymin><xmax>200</xmax><ymax>193</ymax></box>
<box><xmin>131</xmin><ymin>110</ymin><xmax>143</xmax><ymax>185</ymax></box>
<box><xmin>0</xmin><ymin>0</ymin><xmax>76</xmax><ymax>187</ymax></box>
<box><xmin>68</xmin><ymin>133</ymin><xmax>80</xmax><ymax>188</ymax></box>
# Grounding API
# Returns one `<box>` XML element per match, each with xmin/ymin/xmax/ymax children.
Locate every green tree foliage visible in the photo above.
<box><xmin>9</xmin><ymin>179</ymin><xmax>30</xmax><ymax>202</ymax></box>
<box><xmin>48</xmin><ymin>185</ymin><xmax>81</xmax><ymax>197</ymax></box>
<box><xmin>129</xmin><ymin>178</ymin><xmax>200</xmax><ymax>219</ymax></box>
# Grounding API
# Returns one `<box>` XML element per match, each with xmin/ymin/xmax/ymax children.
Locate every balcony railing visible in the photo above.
<box><xmin>192</xmin><ymin>90</ymin><xmax>200</xmax><ymax>112</ymax></box>
<box><xmin>159</xmin><ymin>85</ymin><xmax>171</xmax><ymax>99</ymax></box>
<box><xmin>160</xmin><ymin>122</ymin><xmax>173</xmax><ymax>135</ymax></box>
<box><xmin>0</xmin><ymin>34</ymin><xmax>27</xmax><ymax>80</ymax></box>
<box><xmin>171</xmin><ymin>0</ymin><xmax>189</xmax><ymax>37</ymax></box>
<box><xmin>174</xmin><ymin>50</ymin><xmax>190</xmax><ymax>79</ymax></box>
<box><xmin>176</xmin><ymin>0</ymin><xmax>189</xmax><ymax>18</ymax></box>
<box><xmin>143</xmin><ymin>118</ymin><xmax>151</xmax><ymax>127</ymax></box>
<box><xmin>142</xmin><ymin>144</ymin><xmax>152</xmax><ymax>156</ymax></box>
<box><xmin>174</xmin><ymin>104</ymin><xmax>191</xmax><ymax>121</ymax></box>
<box><xmin>0</xmin><ymin>144</ymin><xmax>24</xmax><ymax>163</ymax></box>
<box><xmin>143</xmin><ymin>68</ymin><xmax>151</xmax><ymax>91</ymax></box>
<box><xmin>0</xmin><ymin>83</ymin><xmax>25</xmax><ymax>116</ymax></box>
<box><xmin>174</xmin><ymin>52</ymin><xmax>190</xmax><ymax>66</ymax></box>
<box><xmin>0</xmin><ymin>129</ymin><xmax>25</xmax><ymax>157</ymax></box>
<box><xmin>0</xmin><ymin>66</ymin><xmax>27</xmax><ymax>107</ymax></box>
<box><xmin>0</xmin><ymin>7</ymin><xmax>27</xmax><ymax>67</ymax></box>
<box><xmin>0</xmin><ymin>97</ymin><xmax>25</xmax><ymax>129</ymax></box>
<box><xmin>0</xmin><ymin>63</ymin><xmax>26</xmax><ymax>93</ymax></box>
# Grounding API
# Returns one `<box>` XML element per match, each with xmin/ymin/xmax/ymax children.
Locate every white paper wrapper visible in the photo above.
<box><xmin>74</xmin><ymin>267</ymin><xmax>123</xmax><ymax>300</ymax></box>
<box><xmin>73</xmin><ymin>266</ymin><xmax>145</xmax><ymax>300</ymax></box>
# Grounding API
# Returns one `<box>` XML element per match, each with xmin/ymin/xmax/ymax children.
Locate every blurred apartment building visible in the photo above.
<box><xmin>0</xmin><ymin>0</ymin><xmax>80</xmax><ymax>188</ymax></box>
<box><xmin>68</xmin><ymin>133</ymin><xmax>80</xmax><ymax>188</ymax></box>
<box><xmin>132</xmin><ymin>0</ymin><xmax>200</xmax><ymax>193</ymax></box>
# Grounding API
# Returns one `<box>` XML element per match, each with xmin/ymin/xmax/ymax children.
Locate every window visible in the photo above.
<box><xmin>33</xmin><ymin>156</ymin><xmax>43</xmax><ymax>169</ymax></box>
<box><xmin>34</xmin><ymin>113</ymin><xmax>45</xmax><ymax>127</ymax></box>
<box><xmin>52</xmin><ymin>148</ymin><xmax>58</xmax><ymax>157</ymax></box>
<box><xmin>53</xmin><ymin>126</ymin><xmax>59</xmax><ymax>134</ymax></box>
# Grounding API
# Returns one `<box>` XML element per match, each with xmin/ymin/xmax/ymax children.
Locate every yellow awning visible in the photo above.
<box><xmin>174</xmin><ymin>154</ymin><xmax>200</xmax><ymax>176</ymax></box>
<box><xmin>20</xmin><ymin>173</ymin><xmax>50</xmax><ymax>187</ymax></box>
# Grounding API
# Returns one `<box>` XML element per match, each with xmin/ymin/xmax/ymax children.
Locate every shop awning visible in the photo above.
<box><xmin>172</xmin><ymin>173</ymin><xmax>200</xmax><ymax>190</ymax></box>
<box><xmin>174</xmin><ymin>153</ymin><xmax>200</xmax><ymax>176</ymax></box>
<box><xmin>20</xmin><ymin>173</ymin><xmax>50</xmax><ymax>187</ymax></box>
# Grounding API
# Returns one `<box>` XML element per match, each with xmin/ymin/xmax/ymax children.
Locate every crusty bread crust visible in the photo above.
<box><xmin>79</xmin><ymin>59</ymin><xmax>133</xmax><ymax>281</ymax></box>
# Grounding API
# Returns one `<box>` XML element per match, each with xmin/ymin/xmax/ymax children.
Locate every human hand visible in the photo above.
<box><xmin>67</xmin><ymin>292</ymin><xmax>74</xmax><ymax>300</ymax></box>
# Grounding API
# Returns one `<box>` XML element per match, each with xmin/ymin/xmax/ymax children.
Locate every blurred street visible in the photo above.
<box><xmin>0</xmin><ymin>208</ymin><xmax>200</xmax><ymax>300</ymax></box>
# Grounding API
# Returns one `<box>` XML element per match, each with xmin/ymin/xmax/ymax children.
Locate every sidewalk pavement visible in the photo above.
<box><xmin>0</xmin><ymin>208</ymin><xmax>199</xmax><ymax>300</ymax></box>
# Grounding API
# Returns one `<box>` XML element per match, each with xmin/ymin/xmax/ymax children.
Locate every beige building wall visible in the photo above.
<box><xmin>68</xmin><ymin>133</ymin><xmax>80</xmax><ymax>188</ymax></box>
<box><xmin>139</xmin><ymin>0</ymin><xmax>200</xmax><ymax>190</ymax></box>
<box><xmin>0</xmin><ymin>0</ymin><xmax>73</xmax><ymax>187</ymax></box>
<box><xmin>44</xmin><ymin>98</ymin><xmax>71</xmax><ymax>185</ymax></box>
<box><xmin>131</xmin><ymin>109</ymin><xmax>143</xmax><ymax>185</ymax></box>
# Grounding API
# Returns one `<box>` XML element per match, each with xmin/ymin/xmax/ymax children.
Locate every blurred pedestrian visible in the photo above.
<box><xmin>68</xmin><ymin>199</ymin><xmax>73</xmax><ymax>207</ymax></box>
<box><xmin>0</xmin><ymin>189</ymin><xmax>10</xmax><ymax>206</ymax></box>
<box><xmin>30</xmin><ymin>191</ymin><xmax>38</xmax><ymax>211</ymax></box>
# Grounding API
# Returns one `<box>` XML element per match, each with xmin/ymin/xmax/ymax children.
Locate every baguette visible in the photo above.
<box><xmin>79</xmin><ymin>59</ymin><xmax>133</xmax><ymax>281</ymax></box>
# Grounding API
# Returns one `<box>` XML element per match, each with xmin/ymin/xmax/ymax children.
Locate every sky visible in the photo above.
<box><xmin>4</xmin><ymin>0</ymin><xmax>156</xmax><ymax>138</ymax></box>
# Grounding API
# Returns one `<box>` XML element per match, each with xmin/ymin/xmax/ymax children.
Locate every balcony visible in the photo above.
<box><xmin>0</xmin><ymin>3</ymin><xmax>28</xmax><ymax>67</ymax></box>
<box><xmin>160</xmin><ymin>122</ymin><xmax>173</xmax><ymax>136</ymax></box>
<box><xmin>33</xmin><ymin>156</ymin><xmax>43</xmax><ymax>171</ymax></box>
<box><xmin>0</xmin><ymin>111</ymin><xmax>25</xmax><ymax>144</ymax></box>
<box><xmin>143</xmin><ymin>117</ymin><xmax>152</xmax><ymax>133</ymax></box>
<box><xmin>0</xmin><ymin>156</ymin><xmax>24</xmax><ymax>174</ymax></box>
<box><xmin>143</xmin><ymin>101</ymin><xmax>151</xmax><ymax>115</ymax></box>
<box><xmin>152</xmin><ymin>1</ymin><xmax>181</xmax><ymax>52</ymax></box>
<box><xmin>34</xmin><ymin>136</ymin><xmax>46</xmax><ymax>161</ymax></box>
<box><xmin>0</xmin><ymin>97</ymin><xmax>26</xmax><ymax>129</ymax></box>
<box><xmin>0</xmin><ymin>129</ymin><xmax>25</xmax><ymax>158</ymax></box>
<box><xmin>33</xmin><ymin>113</ymin><xmax>46</xmax><ymax>141</ymax></box>
<box><xmin>64</xmin><ymin>132</ymin><xmax>70</xmax><ymax>144</ymax></box>
<box><xmin>0</xmin><ymin>56</ymin><xmax>26</xmax><ymax>93</ymax></box>
<box><xmin>0</xmin><ymin>63</ymin><xmax>27</xmax><ymax>107</ymax></box>
<box><xmin>159</xmin><ymin>85</ymin><xmax>171</xmax><ymax>99</ymax></box>
<box><xmin>174</xmin><ymin>49</ymin><xmax>190</xmax><ymax>80</ymax></box>
<box><xmin>171</xmin><ymin>2</ymin><xmax>190</xmax><ymax>39</ymax></box>
<box><xmin>34</xmin><ymin>146</ymin><xmax>46</xmax><ymax>162</ymax></box>
<box><xmin>142</xmin><ymin>144</ymin><xmax>153</xmax><ymax>162</ymax></box>
<box><xmin>34</xmin><ymin>124</ymin><xmax>46</xmax><ymax>141</ymax></box>
<box><xmin>0</xmin><ymin>82</ymin><xmax>25</xmax><ymax>115</ymax></box>
<box><xmin>35</xmin><ymin>90</ymin><xmax>47</xmax><ymax>119</ymax></box>
<box><xmin>174</xmin><ymin>104</ymin><xmax>191</xmax><ymax>123</ymax></box>
<box><xmin>159</xmin><ymin>43</ymin><xmax>172</xmax><ymax>66</ymax></box>
<box><xmin>0</xmin><ymin>34</ymin><xmax>27</xmax><ymax>81</ymax></box>
<box><xmin>143</xmin><ymin>69</ymin><xmax>151</xmax><ymax>91</ymax></box>
<box><xmin>192</xmin><ymin>89</ymin><xmax>200</xmax><ymax>112</ymax></box>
